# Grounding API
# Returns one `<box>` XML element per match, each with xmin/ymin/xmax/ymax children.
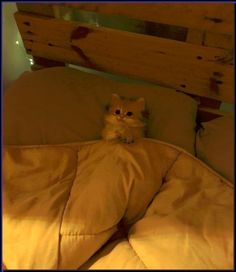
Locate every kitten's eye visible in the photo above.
<box><xmin>126</xmin><ymin>111</ymin><xmax>133</xmax><ymax>116</ymax></box>
<box><xmin>115</xmin><ymin>109</ymin><xmax>121</xmax><ymax>115</ymax></box>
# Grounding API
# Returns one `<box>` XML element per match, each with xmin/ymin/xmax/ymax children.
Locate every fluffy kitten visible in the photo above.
<box><xmin>102</xmin><ymin>94</ymin><xmax>146</xmax><ymax>143</ymax></box>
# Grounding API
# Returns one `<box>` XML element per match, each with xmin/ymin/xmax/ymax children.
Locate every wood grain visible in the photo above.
<box><xmin>204</xmin><ymin>32</ymin><xmax>233</xmax><ymax>50</ymax></box>
<box><xmin>186</xmin><ymin>29</ymin><xmax>204</xmax><ymax>45</ymax></box>
<box><xmin>16</xmin><ymin>4</ymin><xmax>233</xmax><ymax>51</ymax></box>
<box><xmin>17</xmin><ymin>3</ymin><xmax>234</xmax><ymax>35</ymax></box>
<box><xmin>62</xmin><ymin>3</ymin><xmax>234</xmax><ymax>35</ymax></box>
<box><xmin>15</xmin><ymin>12</ymin><xmax>233</xmax><ymax>103</ymax></box>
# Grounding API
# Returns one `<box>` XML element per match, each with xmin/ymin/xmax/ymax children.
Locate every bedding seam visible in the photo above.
<box><xmin>143</xmin><ymin>138</ymin><xmax>233</xmax><ymax>186</ymax></box>
<box><xmin>126</xmin><ymin>238</ymin><xmax>148</xmax><ymax>269</ymax></box>
<box><xmin>56</xmin><ymin>151</ymin><xmax>80</xmax><ymax>269</ymax></box>
<box><xmin>145</xmin><ymin>151</ymin><xmax>181</xmax><ymax>210</ymax></box>
<box><xmin>164</xmin><ymin>151</ymin><xmax>182</xmax><ymax>179</ymax></box>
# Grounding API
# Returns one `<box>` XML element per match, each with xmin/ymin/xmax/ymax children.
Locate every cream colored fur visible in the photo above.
<box><xmin>102</xmin><ymin>94</ymin><xmax>146</xmax><ymax>143</ymax></box>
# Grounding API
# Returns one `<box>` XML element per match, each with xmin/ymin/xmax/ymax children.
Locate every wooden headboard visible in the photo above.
<box><xmin>14</xmin><ymin>3</ymin><xmax>234</xmax><ymax>122</ymax></box>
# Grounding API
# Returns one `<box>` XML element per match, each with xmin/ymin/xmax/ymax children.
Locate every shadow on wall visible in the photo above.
<box><xmin>3</xmin><ymin>3</ymin><xmax>31</xmax><ymax>91</ymax></box>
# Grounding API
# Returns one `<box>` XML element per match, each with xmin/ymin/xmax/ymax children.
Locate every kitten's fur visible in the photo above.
<box><xmin>102</xmin><ymin>94</ymin><xmax>146</xmax><ymax>143</ymax></box>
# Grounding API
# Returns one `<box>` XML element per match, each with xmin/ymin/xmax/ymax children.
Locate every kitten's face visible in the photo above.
<box><xmin>106</xmin><ymin>94</ymin><xmax>145</xmax><ymax>125</ymax></box>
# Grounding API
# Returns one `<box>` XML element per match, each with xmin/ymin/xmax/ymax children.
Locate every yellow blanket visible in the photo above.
<box><xmin>3</xmin><ymin>139</ymin><xmax>233</xmax><ymax>269</ymax></box>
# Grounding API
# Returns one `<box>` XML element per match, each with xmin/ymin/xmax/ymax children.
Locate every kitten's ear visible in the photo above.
<box><xmin>137</xmin><ymin>97</ymin><xmax>145</xmax><ymax>110</ymax></box>
<box><xmin>111</xmin><ymin>93</ymin><xmax>121</xmax><ymax>103</ymax></box>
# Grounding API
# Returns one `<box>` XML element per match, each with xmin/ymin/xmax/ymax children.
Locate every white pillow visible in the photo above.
<box><xmin>3</xmin><ymin>67</ymin><xmax>197</xmax><ymax>154</ymax></box>
<box><xmin>196</xmin><ymin>116</ymin><xmax>234</xmax><ymax>182</ymax></box>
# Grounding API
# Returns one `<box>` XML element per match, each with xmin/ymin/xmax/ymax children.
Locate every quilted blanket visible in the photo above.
<box><xmin>3</xmin><ymin>139</ymin><xmax>233</xmax><ymax>269</ymax></box>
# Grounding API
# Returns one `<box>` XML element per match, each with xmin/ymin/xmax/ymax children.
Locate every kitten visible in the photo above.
<box><xmin>101</xmin><ymin>94</ymin><xmax>147</xmax><ymax>143</ymax></box>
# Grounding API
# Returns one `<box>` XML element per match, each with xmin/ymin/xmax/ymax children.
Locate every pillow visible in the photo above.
<box><xmin>196</xmin><ymin>116</ymin><xmax>234</xmax><ymax>182</ymax></box>
<box><xmin>3</xmin><ymin>67</ymin><xmax>197</xmax><ymax>154</ymax></box>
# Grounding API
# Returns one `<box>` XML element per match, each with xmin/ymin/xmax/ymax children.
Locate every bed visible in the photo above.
<box><xmin>3</xmin><ymin>3</ymin><xmax>234</xmax><ymax>269</ymax></box>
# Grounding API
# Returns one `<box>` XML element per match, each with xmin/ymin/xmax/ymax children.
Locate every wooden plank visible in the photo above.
<box><xmin>17</xmin><ymin>3</ymin><xmax>234</xmax><ymax>51</ymax></box>
<box><xmin>204</xmin><ymin>32</ymin><xmax>233</xmax><ymax>50</ymax></box>
<box><xmin>23</xmin><ymin>40</ymin><xmax>85</xmax><ymax>66</ymax></box>
<box><xmin>62</xmin><ymin>3</ymin><xmax>234</xmax><ymax>35</ymax></box>
<box><xmin>186</xmin><ymin>29</ymin><xmax>234</xmax><ymax>53</ymax></box>
<box><xmin>15</xmin><ymin>12</ymin><xmax>233</xmax><ymax>103</ymax></box>
<box><xmin>186</xmin><ymin>29</ymin><xmax>204</xmax><ymax>45</ymax></box>
<box><xmin>17</xmin><ymin>3</ymin><xmax>234</xmax><ymax>35</ymax></box>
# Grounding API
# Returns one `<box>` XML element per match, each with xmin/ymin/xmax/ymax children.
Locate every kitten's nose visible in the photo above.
<box><xmin>117</xmin><ymin>115</ymin><xmax>124</xmax><ymax>120</ymax></box>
